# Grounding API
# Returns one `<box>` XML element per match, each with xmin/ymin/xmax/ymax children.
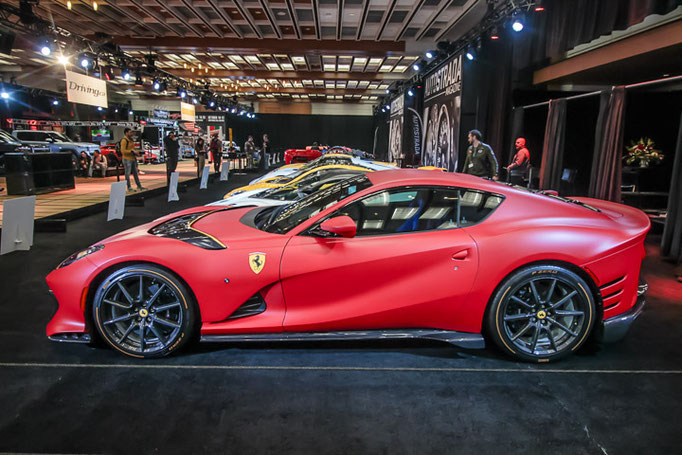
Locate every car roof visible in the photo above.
<box><xmin>367</xmin><ymin>169</ymin><xmax>507</xmax><ymax>194</ymax></box>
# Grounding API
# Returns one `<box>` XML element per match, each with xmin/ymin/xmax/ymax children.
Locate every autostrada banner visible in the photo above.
<box><xmin>422</xmin><ymin>53</ymin><xmax>463</xmax><ymax>171</ymax></box>
<box><xmin>387</xmin><ymin>94</ymin><xmax>404</xmax><ymax>163</ymax></box>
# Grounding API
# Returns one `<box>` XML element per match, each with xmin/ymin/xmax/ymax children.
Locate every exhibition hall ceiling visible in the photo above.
<box><xmin>1</xmin><ymin>0</ymin><xmax>483</xmax><ymax>102</ymax></box>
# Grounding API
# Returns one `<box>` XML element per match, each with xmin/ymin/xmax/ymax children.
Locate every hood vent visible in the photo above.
<box><xmin>227</xmin><ymin>293</ymin><xmax>267</xmax><ymax>320</ymax></box>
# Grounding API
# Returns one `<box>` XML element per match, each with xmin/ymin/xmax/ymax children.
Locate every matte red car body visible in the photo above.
<box><xmin>46</xmin><ymin>170</ymin><xmax>649</xmax><ymax>342</ymax></box>
<box><xmin>284</xmin><ymin>147</ymin><xmax>324</xmax><ymax>165</ymax></box>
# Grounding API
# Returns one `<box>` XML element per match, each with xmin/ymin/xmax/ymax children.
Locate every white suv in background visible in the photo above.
<box><xmin>12</xmin><ymin>130</ymin><xmax>100</xmax><ymax>156</ymax></box>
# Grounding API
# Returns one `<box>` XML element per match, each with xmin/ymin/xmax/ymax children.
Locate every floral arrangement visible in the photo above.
<box><xmin>624</xmin><ymin>138</ymin><xmax>664</xmax><ymax>168</ymax></box>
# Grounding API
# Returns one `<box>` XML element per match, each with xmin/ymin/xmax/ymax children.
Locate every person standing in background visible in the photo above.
<box><xmin>506</xmin><ymin>137</ymin><xmax>531</xmax><ymax>185</ymax></box>
<box><xmin>261</xmin><ymin>133</ymin><xmax>270</xmax><ymax>170</ymax></box>
<box><xmin>120</xmin><ymin>128</ymin><xmax>146</xmax><ymax>192</ymax></box>
<box><xmin>194</xmin><ymin>137</ymin><xmax>207</xmax><ymax>179</ymax></box>
<box><xmin>462</xmin><ymin>129</ymin><xmax>499</xmax><ymax>180</ymax></box>
<box><xmin>164</xmin><ymin>131</ymin><xmax>180</xmax><ymax>185</ymax></box>
<box><xmin>210</xmin><ymin>133</ymin><xmax>222</xmax><ymax>173</ymax></box>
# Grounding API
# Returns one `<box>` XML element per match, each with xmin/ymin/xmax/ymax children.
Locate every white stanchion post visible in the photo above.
<box><xmin>200</xmin><ymin>165</ymin><xmax>210</xmax><ymax>189</ymax></box>
<box><xmin>220</xmin><ymin>162</ymin><xmax>230</xmax><ymax>181</ymax></box>
<box><xmin>168</xmin><ymin>172</ymin><xmax>180</xmax><ymax>201</ymax></box>
<box><xmin>107</xmin><ymin>181</ymin><xmax>127</xmax><ymax>221</ymax></box>
<box><xmin>1</xmin><ymin>196</ymin><xmax>36</xmax><ymax>255</ymax></box>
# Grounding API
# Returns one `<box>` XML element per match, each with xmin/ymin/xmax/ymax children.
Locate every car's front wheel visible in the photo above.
<box><xmin>487</xmin><ymin>265</ymin><xmax>596</xmax><ymax>363</ymax></box>
<box><xmin>92</xmin><ymin>264</ymin><xmax>196</xmax><ymax>358</ymax></box>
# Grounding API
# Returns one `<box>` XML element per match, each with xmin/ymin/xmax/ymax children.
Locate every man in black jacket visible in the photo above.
<box><xmin>462</xmin><ymin>129</ymin><xmax>499</xmax><ymax>180</ymax></box>
<box><xmin>164</xmin><ymin>131</ymin><xmax>180</xmax><ymax>185</ymax></box>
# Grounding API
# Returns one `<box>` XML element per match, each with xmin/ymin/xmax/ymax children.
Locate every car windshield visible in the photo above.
<box><xmin>256</xmin><ymin>175</ymin><xmax>372</xmax><ymax>234</ymax></box>
<box><xmin>264</xmin><ymin>172</ymin><xmax>365</xmax><ymax>202</ymax></box>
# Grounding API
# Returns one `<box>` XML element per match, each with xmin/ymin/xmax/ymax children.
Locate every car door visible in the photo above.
<box><xmin>280</xmin><ymin>186</ymin><xmax>480</xmax><ymax>333</ymax></box>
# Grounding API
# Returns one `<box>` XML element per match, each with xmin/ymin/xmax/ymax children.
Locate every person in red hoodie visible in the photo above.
<box><xmin>506</xmin><ymin>137</ymin><xmax>531</xmax><ymax>185</ymax></box>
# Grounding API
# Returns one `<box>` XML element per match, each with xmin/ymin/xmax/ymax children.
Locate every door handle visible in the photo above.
<box><xmin>452</xmin><ymin>249</ymin><xmax>469</xmax><ymax>260</ymax></box>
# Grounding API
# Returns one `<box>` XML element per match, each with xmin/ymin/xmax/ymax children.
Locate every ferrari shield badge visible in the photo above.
<box><xmin>249</xmin><ymin>252</ymin><xmax>266</xmax><ymax>274</ymax></box>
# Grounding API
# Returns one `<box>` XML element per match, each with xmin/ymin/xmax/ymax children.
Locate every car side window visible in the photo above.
<box><xmin>330</xmin><ymin>187</ymin><xmax>460</xmax><ymax>236</ymax></box>
<box><xmin>316</xmin><ymin>186</ymin><xmax>504</xmax><ymax>237</ymax></box>
<box><xmin>459</xmin><ymin>189</ymin><xmax>504</xmax><ymax>226</ymax></box>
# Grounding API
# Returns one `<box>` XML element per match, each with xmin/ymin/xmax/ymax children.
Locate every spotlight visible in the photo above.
<box><xmin>153</xmin><ymin>79</ymin><xmax>161</xmax><ymax>90</ymax></box>
<box><xmin>490</xmin><ymin>26</ymin><xmax>500</xmax><ymax>40</ymax></box>
<box><xmin>412</xmin><ymin>62</ymin><xmax>421</xmax><ymax>71</ymax></box>
<box><xmin>121</xmin><ymin>67</ymin><xmax>131</xmax><ymax>81</ymax></box>
<box><xmin>1</xmin><ymin>89</ymin><xmax>9</xmax><ymax>100</ymax></box>
<box><xmin>57</xmin><ymin>55</ymin><xmax>69</xmax><ymax>65</ymax></box>
<box><xmin>407</xmin><ymin>89</ymin><xmax>414</xmax><ymax>97</ymax></box>
<box><xmin>129</xmin><ymin>110</ymin><xmax>134</xmax><ymax>115</ymax></box>
<box><xmin>512</xmin><ymin>17</ymin><xmax>524</xmax><ymax>32</ymax></box>
<box><xmin>52</xmin><ymin>99</ymin><xmax>59</xmax><ymax>106</ymax></box>
<box><xmin>466</xmin><ymin>50</ymin><xmax>475</xmax><ymax>61</ymax></box>
<box><xmin>67</xmin><ymin>1</ymin><xmax>72</xmax><ymax>9</ymax></box>
<box><xmin>78</xmin><ymin>52</ymin><xmax>93</xmax><ymax>69</ymax></box>
<box><xmin>39</xmin><ymin>38</ymin><xmax>53</xmax><ymax>56</ymax></box>
<box><xmin>385</xmin><ymin>88</ymin><xmax>390</xmax><ymax>94</ymax></box>
<box><xmin>239</xmin><ymin>110</ymin><xmax>245</xmax><ymax>116</ymax></box>
<box><xmin>93</xmin><ymin>1</ymin><xmax>98</xmax><ymax>11</ymax></box>
<box><xmin>97</xmin><ymin>106</ymin><xmax>103</xmax><ymax>111</ymax></box>
<box><xmin>385</xmin><ymin>104</ymin><xmax>390</xmax><ymax>110</ymax></box>
<box><xmin>177</xmin><ymin>87</ymin><xmax>187</xmax><ymax>98</ymax></box>
<box><xmin>192</xmin><ymin>97</ymin><xmax>198</xmax><ymax>104</ymax></box>
<box><xmin>114</xmin><ymin>108</ymin><xmax>118</xmax><ymax>113</ymax></box>
<box><xmin>230</xmin><ymin>107</ymin><xmax>237</xmax><ymax>114</ymax></box>
<box><xmin>381</xmin><ymin>107</ymin><xmax>386</xmax><ymax>113</ymax></box>
<box><xmin>425</xmin><ymin>51</ymin><xmax>434</xmax><ymax>59</ymax></box>
<box><xmin>209</xmin><ymin>100</ymin><xmax>215</xmax><ymax>108</ymax></box>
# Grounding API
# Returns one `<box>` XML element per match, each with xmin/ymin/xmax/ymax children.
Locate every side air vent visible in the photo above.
<box><xmin>600</xmin><ymin>275</ymin><xmax>626</xmax><ymax>310</ymax></box>
<box><xmin>227</xmin><ymin>293</ymin><xmax>267</xmax><ymax>320</ymax></box>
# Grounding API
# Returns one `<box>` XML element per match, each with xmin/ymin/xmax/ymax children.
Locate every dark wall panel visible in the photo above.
<box><xmin>225</xmin><ymin>113</ymin><xmax>375</xmax><ymax>153</ymax></box>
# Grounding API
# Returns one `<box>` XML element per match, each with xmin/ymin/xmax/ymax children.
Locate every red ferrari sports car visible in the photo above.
<box><xmin>46</xmin><ymin>170</ymin><xmax>649</xmax><ymax>362</ymax></box>
<box><xmin>284</xmin><ymin>145</ymin><xmax>326</xmax><ymax>164</ymax></box>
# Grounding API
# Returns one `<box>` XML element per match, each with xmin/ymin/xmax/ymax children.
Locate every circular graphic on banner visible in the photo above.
<box><xmin>436</xmin><ymin>104</ymin><xmax>451</xmax><ymax>170</ymax></box>
<box><xmin>424</xmin><ymin>106</ymin><xmax>439</xmax><ymax>166</ymax></box>
<box><xmin>389</xmin><ymin>117</ymin><xmax>403</xmax><ymax>163</ymax></box>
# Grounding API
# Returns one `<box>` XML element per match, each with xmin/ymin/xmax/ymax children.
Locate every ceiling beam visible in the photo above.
<box><xmin>416</xmin><ymin>0</ymin><xmax>454</xmax><ymax>41</ymax></box>
<box><xmin>258</xmin><ymin>0</ymin><xmax>282</xmax><ymax>40</ymax></box>
<box><xmin>312</xmin><ymin>0</ymin><xmax>322</xmax><ymax>40</ymax></box>
<box><xmin>205</xmin><ymin>0</ymin><xmax>241</xmax><ymax>38</ymax></box>
<box><xmin>230</xmin><ymin>0</ymin><xmax>262</xmax><ymax>38</ymax></box>
<box><xmin>151</xmin><ymin>0</ymin><xmax>204</xmax><ymax>37</ymax></box>
<box><xmin>375</xmin><ymin>0</ymin><xmax>398</xmax><ymax>41</ymax></box>
<box><xmin>166</xmin><ymin>69</ymin><xmax>406</xmax><ymax>80</ymax></box>
<box><xmin>125</xmin><ymin>0</ymin><xmax>182</xmax><ymax>36</ymax></box>
<box><xmin>356</xmin><ymin>0</ymin><xmax>371</xmax><ymax>40</ymax></box>
<box><xmin>113</xmin><ymin>37</ymin><xmax>406</xmax><ymax>54</ymax></box>
<box><xmin>284</xmin><ymin>0</ymin><xmax>302</xmax><ymax>40</ymax></box>
<box><xmin>396</xmin><ymin>0</ymin><xmax>427</xmax><ymax>41</ymax></box>
<box><xmin>178</xmin><ymin>0</ymin><xmax>224</xmax><ymax>38</ymax></box>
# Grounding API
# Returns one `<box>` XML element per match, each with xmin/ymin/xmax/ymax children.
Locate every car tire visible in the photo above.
<box><xmin>92</xmin><ymin>264</ymin><xmax>196</xmax><ymax>358</ymax></box>
<box><xmin>487</xmin><ymin>264</ymin><xmax>596</xmax><ymax>363</ymax></box>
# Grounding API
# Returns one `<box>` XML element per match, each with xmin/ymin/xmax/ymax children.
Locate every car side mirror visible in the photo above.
<box><xmin>319</xmin><ymin>216</ymin><xmax>357</xmax><ymax>238</ymax></box>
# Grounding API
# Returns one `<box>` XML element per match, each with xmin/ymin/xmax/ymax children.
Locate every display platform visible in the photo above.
<box><xmin>0</xmin><ymin>160</ymin><xmax>203</xmax><ymax>229</ymax></box>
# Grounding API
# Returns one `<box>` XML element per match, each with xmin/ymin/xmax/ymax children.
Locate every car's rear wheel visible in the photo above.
<box><xmin>92</xmin><ymin>264</ymin><xmax>195</xmax><ymax>358</ymax></box>
<box><xmin>487</xmin><ymin>265</ymin><xmax>596</xmax><ymax>363</ymax></box>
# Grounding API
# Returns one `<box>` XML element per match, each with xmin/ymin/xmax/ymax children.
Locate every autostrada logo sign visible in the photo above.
<box><xmin>424</xmin><ymin>54</ymin><xmax>462</xmax><ymax>101</ymax></box>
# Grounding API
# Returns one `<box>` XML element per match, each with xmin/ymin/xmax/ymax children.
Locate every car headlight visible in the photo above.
<box><xmin>149</xmin><ymin>212</ymin><xmax>225</xmax><ymax>250</ymax></box>
<box><xmin>58</xmin><ymin>244</ymin><xmax>105</xmax><ymax>268</ymax></box>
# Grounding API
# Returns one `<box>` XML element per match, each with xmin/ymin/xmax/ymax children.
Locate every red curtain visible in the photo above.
<box><xmin>588</xmin><ymin>87</ymin><xmax>626</xmax><ymax>202</ymax></box>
